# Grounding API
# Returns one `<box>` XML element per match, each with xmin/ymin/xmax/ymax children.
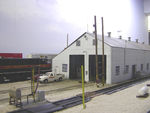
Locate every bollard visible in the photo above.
<box><xmin>81</xmin><ymin>65</ymin><xmax>86</xmax><ymax>109</ymax></box>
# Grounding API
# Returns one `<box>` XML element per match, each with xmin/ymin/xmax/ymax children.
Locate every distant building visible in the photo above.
<box><xmin>0</xmin><ymin>53</ymin><xmax>22</xmax><ymax>59</ymax></box>
<box><xmin>29</xmin><ymin>54</ymin><xmax>57</xmax><ymax>64</ymax></box>
<box><xmin>52</xmin><ymin>32</ymin><xmax>150</xmax><ymax>84</ymax></box>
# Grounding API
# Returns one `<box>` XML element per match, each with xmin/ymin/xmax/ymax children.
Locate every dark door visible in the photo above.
<box><xmin>89</xmin><ymin>55</ymin><xmax>106</xmax><ymax>81</ymax></box>
<box><xmin>132</xmin><ymin>65</ymin><xmax>136</xmax><ymax>78</ymax></box>
<box><xmin>69</xmin><ymin>55</ymin><xmax>84</xmax><ymax>79</ymax></box>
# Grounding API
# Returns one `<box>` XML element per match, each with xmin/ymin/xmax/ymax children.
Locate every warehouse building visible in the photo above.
<box><xmin>27</xmin><ymin>53</ymin><xmax>57</xmax><ymax>64</ymax></box>
<box><xmin>52</xmin><ymin>32</ymin><xmax>150</xmax><ymax>84</ymax></box>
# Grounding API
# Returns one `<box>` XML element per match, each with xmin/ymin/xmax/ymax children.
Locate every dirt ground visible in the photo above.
<box><xmin>1</xmin><ymin>79</ymin><xmax>150</xmax><ymax>113</ymax></box>
<box><xmin>55</xmin><ymin>80</ymin><xmax>150</xmax><ymax>113</ymax></box>
<box><xmin>0</xmin><ymin>79</ymin><xmax>109</xmax><ymax>113</ymax></box>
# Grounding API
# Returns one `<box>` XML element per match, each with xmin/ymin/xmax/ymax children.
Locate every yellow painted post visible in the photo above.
<box><xmin>81</xmin><ymin>65</ymin><xmax>86</xmax><ymax>109</ymax></box>
<box><xmin>32</xmin><ymin>67</ymin><xmax>35</xmax><ymax>99</ymax></box>
<box><xmin>101</xmin><ymin>17</ymin><xmax>105</xmax><ymax>86</ymax></box>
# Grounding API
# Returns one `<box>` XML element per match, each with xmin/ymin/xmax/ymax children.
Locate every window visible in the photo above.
<box><xmin>76</xmin><ymin>40</ymin><xmax>80</xmax><ymax>46</ymax></box>
<box><xmin>84</xmin><ymin>35</ymin><xmax>88</xmax><ymax>40</ymax></box>
<box><xmin>93</xmin><ymin>39</ymin><xmax>96</xmax><ymax>45</ymax></box>
<box><xmin>124</xmin><ymin>65</ymin><xmax>129</xmax><ymax>73</ymax></box>
<box><xmin>141</xmin><ymin>64</ymin><xmax>143</xmax><ymax>71</ymax></box>
<box><xmin>147</xmin><ymin>63</ymin><xmax>149</xmax><ymax>70</ymax></box>
<box><xmin>116</xmin><ymin>66</ymin><xmax>120</xmax><ymax>76</ymax></box>
<box><xmin>62</xmin><ymin>64</ymin><xmax>67</xmax><ymax>72</ymax></box>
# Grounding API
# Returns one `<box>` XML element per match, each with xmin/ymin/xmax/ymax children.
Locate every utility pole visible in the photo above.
<box><xmin>101</xmin><ymin>17</ymin><xmax>105</xmax><ymax>86</ymax></box>
<box><xmin>93</xmin><ymin>16</ymin><xmax>99</xmax><ymax>86</ymax></box>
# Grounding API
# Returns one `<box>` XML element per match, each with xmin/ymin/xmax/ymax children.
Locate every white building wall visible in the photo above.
<box><xmin>53</xmin><ymin>33</ymin><xmax>112</xmax><ymax>84</ymax></box>
<box><xmin>53</xmin><ymin>33</ymin><xmax>150</xmax><ymax>84</ymax></box>
<box><xmin>111</xmin><ymin>47</ymin><xmax>125</xmax><ymax>83</ymax></box>
<box><xmin>111</xmin><ymin>47</ymin><xmax>150</xmax><ymax>83</ymax></box>
<box><xmin>87</xmin><ymin>34</ymin><xmax>112</xmax><ymax>84</ymax></box>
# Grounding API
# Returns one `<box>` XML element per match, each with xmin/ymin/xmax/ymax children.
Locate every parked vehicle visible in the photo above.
<box><xmin>39</xmin><ymin>72</ymin><xmax>65</xmax><ymax>83</ymax></box>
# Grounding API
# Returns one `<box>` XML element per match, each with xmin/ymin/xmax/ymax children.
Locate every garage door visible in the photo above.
<box><xmin>69</xmin><ymin>55</ymin><xmax>84</xmax><ymax>79</ymax></box>
<box><xmin>89</xmin><ymin>55</ymin><xmax>106</xmax><ymax>81</ymax></box>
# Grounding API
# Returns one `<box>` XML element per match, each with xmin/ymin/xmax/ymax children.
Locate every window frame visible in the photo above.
<box><xmin>115</xmin><ymin>66</ymin><xmax>120</xmax><ymax>76</ymax></box>
<box><xmin>76</xmin><ymin>40</ymin><xmax>80</xmax><ymax>46</ymax></box>
<box><xmin>147</xmin><ymin>63</ymin><xmax>149</xmax><ymax>70</ymax></box>
<box><xmin>62</xmin><ymin>64</ymin><xmax>68</xmax><ymax>72</ymax></box>
<box><xmin>124</xmin><ymin>65</ymin><xmax>129</xmax><ymax>73</ymax></box>
<box><xmin>141</xmin><ymin>64</ymin><xmax>143</xmax><ymax>71</ymax></box>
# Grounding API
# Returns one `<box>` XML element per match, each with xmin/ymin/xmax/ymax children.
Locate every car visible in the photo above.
<box><xmin>39</xmin><ymin>72</ymin><xmax>65</xmax><ymax>83</ymax></box>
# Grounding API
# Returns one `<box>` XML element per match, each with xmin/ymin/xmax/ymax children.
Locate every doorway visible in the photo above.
<box><xmin>132</xmin><ymin>65</ymin><xmax>136</xmax><ymax>78</ymax></box>
<box><xmin>89</xmin><ymin>55</ymin><xmax>106</xmax><ymax>82</ymax></box>
<box><xmin>69</xmin><ymin>55</ymin><xmax>84</xmax><ymax>79</ymax></box>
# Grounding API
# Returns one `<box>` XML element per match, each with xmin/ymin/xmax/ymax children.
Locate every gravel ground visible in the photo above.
<box><xmin>0</xmin><ymin>80</ymin><xmax>104</xmax><ymax>102</ymax></box>
<box><xmin>55</xmin><ymin>80</ymin><xmax>150</xmax><ymax>113</ymax></box>
<box><xmin>1</xmin><ymin>79</ymin><xmax>150</xmax><ymax>113</ymax></box>
<box><xmin>0</xmin><ymin>79</ymin><xmax>108</xmax><ymax>113</ymax></box>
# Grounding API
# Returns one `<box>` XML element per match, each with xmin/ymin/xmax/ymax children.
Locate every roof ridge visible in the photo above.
<box><xmin>86</xmin><ymin>32</ymin><xmax>150</xmax><ymax>50</ymax></box>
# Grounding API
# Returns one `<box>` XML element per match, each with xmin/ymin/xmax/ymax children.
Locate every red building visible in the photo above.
<box><xmin>0</xmin><ymin>53</ymin><xmax>22</xmax><ymax>58</ymax></box>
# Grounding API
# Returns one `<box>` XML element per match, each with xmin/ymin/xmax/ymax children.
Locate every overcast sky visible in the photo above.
<box><xmin>0</xmin><ymin>0</ymin><xmax>145</xmax><ymax>57</ymax></box>
<box><xmin>0</xmin><ymin>0</ymin><xmax>86</xmax><ymax>57</ymax></box>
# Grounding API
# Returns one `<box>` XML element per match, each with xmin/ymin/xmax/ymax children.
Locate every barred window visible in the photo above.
<box><xmin>125</xmin><ymin>65</ymin><xmax>129</xmax><ymax>73</ymax></box>
<box><xmin>147</xmin><ymin>63</ymin><xmax>149</xmax><ymax>70</ymax></box>
<box><xmin>141</xmin><ymin>64</ymin><xmax>143</xmax><ymax>71</ymax></box>
<box><xmin>62</xmin><ymin>64</ymin><xmax>67</xmax><ymax>72</ymax></box>
<box><xmin>76</xmin><ymin>40</ymin><xmax>80</xmax><ymax>46</ymax></box>
<box><xmin>116</xmin><ymin>66</ymin><xmax>120</xmax><ymax>76</ymax></box>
